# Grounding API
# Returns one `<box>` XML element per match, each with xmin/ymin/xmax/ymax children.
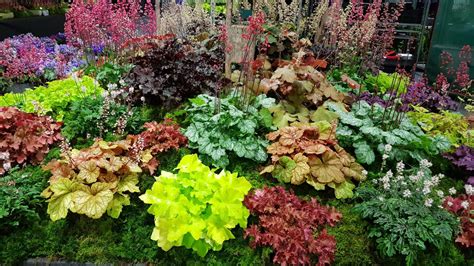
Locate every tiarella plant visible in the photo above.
<box><xmin>140</xmin><ymin>154</ymin><xmax>252</xmax><ymax>257</ymax></box>
<box><xmin>244</xmin><ymin>186</ymin><xmax>341</xmax><ymax>266</ymax></box>
<box><xmin>124</xmin><ymin>37</ymin><xmax>225</xmax><ymax>109</ymax></box>
<box><xmin>61</xmin><ymin>95</ymin><xmax>156</xmax><ymax>143</ymax></box>
<box><xmin>42</xmin><ymin>120</ymin><xmax>187</xmax><ymax>220</ymax></box>
<box><xmin>354</xmin><ymin>159</ymin><xmax>459</xmax><ymax>265</ymax></box>
<box><xmin>443</xmin><ymin>184</ymin><xmax>474</xmax><ymax>248</ymax></box>
<box><xmin>0</xmin><ymin>107</ymin><xmax>62</xmax><ymax>175</ymax></box>
<box><xmin>0</xmin><ymin>75</ymin><xmax>103</xmax><ymax>121</ymax></box>
<box><xmin>261</xmin><ymin>121</ymin><xmax>366</xmax><ymax>198</ymax></box>
<box><xmin>327</xmin><ymin>100</ymin><xmax>452</xmax><ymax>166</ymax></box>
<box><xmin>183</xmin><ymin>93</ymin><xmax>274</xmax><ymax>168</ymax></box>
<box><xmin>407</xmin><ymin>106</ymin><xmax>473</xmax><ymax>148</ymax></box>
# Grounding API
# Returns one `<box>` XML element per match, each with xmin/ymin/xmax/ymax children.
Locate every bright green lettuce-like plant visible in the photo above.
<box><xmin>140</xmin><ymin>154</ymin><xmax>252</xmax><ymax>257</ymax></box>
<box><xmin>407</xmin><ymin>106</ymin><xmax>473</xmax><ymax>148</ymax></box>
<box><xmin>183</xmin><ymin>93</ymin><xmax>275</xmax><ymax>168</ymax></box>
<box><xmin>327</xmin><ymin>101</ymin><xmax>451</xmax><ymax>166</ymax></box>
<box><xmin>0</xmin><ymin>75</ymin><xmax>103</xmax><ymax>121</ymax></box>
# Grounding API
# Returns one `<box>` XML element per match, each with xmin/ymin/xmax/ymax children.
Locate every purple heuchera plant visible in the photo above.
<box><xmin>356</xmin><ymin>80</ymin><xmax>458</xmax><ymax>113</ymax></box>
<box><xmin>444</xmin><ymin>145</ymin><xmax>474</xmax><ymax>185</ymax></box>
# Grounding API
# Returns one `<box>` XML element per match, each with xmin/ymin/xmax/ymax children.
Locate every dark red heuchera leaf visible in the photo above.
<box><xmin>444</xmin><ymin>194</ymin><xmax>474</xmax><ymax>248</ymax></box>
<box><xmin>0</xmin><ymin>107</ymin><xmax>62</xmax><ymax>175</ymax></box>
<box><xmin>244</xmin><ymin>186</ymin><xmax>341</xmax><ymax>265</ymax></box>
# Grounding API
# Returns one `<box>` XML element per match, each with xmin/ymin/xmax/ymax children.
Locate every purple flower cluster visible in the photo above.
<box><xmin>0</xmin><ymin>34</ymin><xmax>85</xmax><ymax>82</ymax></box>
<box><xmin>444</xmin><ymin>145</ymin><xmax>474</xmax><ymax>185</ymax></box>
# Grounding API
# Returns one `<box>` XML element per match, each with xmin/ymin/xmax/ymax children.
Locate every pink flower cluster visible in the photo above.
<box><xmin>436</xmin><ymin>45</ymin><xmax>472</xmax><ymax>91</ymax></box>
<box><xmin>65</xmin><ymin>0</ymin><xmax>156</xmax><ymax>50</ymax></box>
<box><xmin>0</xmin><ymin>34</ymin><xmax>84</xmax><ymax>82</ymax></box>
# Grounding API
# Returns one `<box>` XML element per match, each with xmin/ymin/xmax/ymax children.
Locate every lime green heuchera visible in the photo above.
<box><xmin>0</xmin><ymin>75</ymin><xmax>102</xmax><ymax>121</ymax></box>
<box><xmin>140</xmin><ymin>154</ymin><xmax>252</xmax><ymax>257</ymax></box>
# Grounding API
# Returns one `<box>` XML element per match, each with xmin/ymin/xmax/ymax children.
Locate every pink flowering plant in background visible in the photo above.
<box><xmin>436</xmin><ymin>45</ymin><xmax>473</xmax><ymax>102</ymax></box>
<box><xmin>65</xmin><ymin>0</ymin><xmax>156</xmax><ymax>51</ymax></box>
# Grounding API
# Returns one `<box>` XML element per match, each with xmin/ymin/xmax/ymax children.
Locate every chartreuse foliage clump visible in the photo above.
<box><xmin>140</xmin><ymin>154</ymin><xmax>252</xmax><ymax>257</ymax></box>
<box><xmin>327</xmin><ymin>101</ymin><xmax>452</xmax><ymax>166</ymax></box>
<box><xmin>261</xmin><ymin>121</ymin><xmax>366</xmax><ymax>198</ymax></box>
<box><xmin>407</xmin><ymin>106</ymin><xmax>473</xmax><ymax>148</ymax></box>
<box><xmin>0</xmin><ymin>75</ymin><xmax>102</xmax><ymax>121</ymax></box>
<box><xmin>183</xmin><ymin>93</ymin><xmax>275</xmax><ymax>168</ymax></box>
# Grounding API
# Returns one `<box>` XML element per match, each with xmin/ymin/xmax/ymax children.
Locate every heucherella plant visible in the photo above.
<box><xmin>140</xmin><ymin>154</ymin><xmax>252</xmax><ymax>257</ymax></box>
<box><xmin>354</xmin><ymin>157</ymin><xmax>459</xmax><ymax>265</ymax></box>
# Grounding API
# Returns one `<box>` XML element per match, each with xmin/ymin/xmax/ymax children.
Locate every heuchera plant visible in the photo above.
<box><xmin>184</xmin><ymin>93</ymin><xmax>274</xmax><ymax>168</ymax></box>
<box><xmin>0</xmin><ymin>107</ymin><xmax>62</xmax><ymax>175</ymax></box>
<box><xmin>444</xmin><ymin>184</ymin><xmax>474</xmax><ymax>248</ymax></box>
<box><xmin>261</xmin><ymin>121</ymin><xmax>366</xmax><ymax>198</ymax></box>
<box><xmin>327</xmin><ymin>101</ymin><xmax>452</xmax><ymax>166</ymax></box>
<box><xmin>42</xmin><ymin>120</ymin><xmax>187</xmax><ymax>220</ymax></box>
<box><xmin>0</xmin><ymin>75</ymin><xmax>103</xmax><ymax>121</ymax></box>
<box><xmin>65</xmin><ymin>0</ymin><xmax>156</xmax><ymax>50</ymax></box>
<box><xmin>244</xmin><ymin>186</ymin><xmax>341</xmax><ymax>266</ymax></box>
<box><xmin>407</xmin><ymin>106</ymin><xmax>473</xmax><ymax>148</ymax></box>
<box><xmin>444</xmin><ymin>145</ymin><xmax>474</xmax><ymax>185</ymax></box>
<box><xmin>125</xmin><ymin>37</ymin><xmax>225</xmax><ymax>109</ymax></box>
<box><xmin>140</xmin><ymin>154</ymin><xmax>251</xmax><ymax>257</ymax></box>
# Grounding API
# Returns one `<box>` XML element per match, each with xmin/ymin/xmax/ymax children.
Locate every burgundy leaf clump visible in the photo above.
<box><xmin>124</xmin><ymin>37</ymin><xmax>225</xmax><ymax>109</ymax></box>
<box><xmin>0</xmin><ymin>107</ymin><xmax>62</xmax><ymax>175</ymax></box>
<box><xmin>244</xmin><ymin>186</ymin><xmax>341</xmax><ymax>266</ymax></box>
<box><xmin>444</xmin><ymin>193</ymin><xmax>474</xmax><ymax>248</ymax></box>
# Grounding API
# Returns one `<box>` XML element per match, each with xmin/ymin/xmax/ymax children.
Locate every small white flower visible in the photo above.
<box><xmin>461</xmin><ymin>201</ymin><xmax>469</xmax><ymax>209</ymax></box>
<box><xmin>436</xmin><ymin>190</ymin><xmax>444</xmax><ymax>198</ymax></box>
<box><xmin>383</xmin><ymin>183</ymin><xmax>390</xmax><ymax>190</ymax></box>
<box><xmin>382</xmin><ymin>154</ymin><xmax>389</xmax><ymax>160</ymax></box>
<box><xmin>465</xmin><ymin>184</ymin><xmax>474</xmax><ymax>196</ymax></box>
<box><xmin>396</xmin><ymin>161</ymin><xmax>405</xmax><ymax>172</ymax></box>
<box><xmin>401</xmin><ymin>181</ymin><xmax>407</xmax><ymax>186</ymax></box>
<box><xmin>447</xmin><ymin>201</ymin><xmax>453</xmax><ymax>207</ymax></box>
<box><xmin>2</xmin><ymin>162</ymin><xmax>11</xmax><ymax>171</ymax></box>
<box><xmin>101</xmin><ymin>91</ymin><xmax>108</xmax><ymax>98</ymax></box>
<box><xmin>140</xmin><ymin>96</ymin><xmax>146</xmax><ymax>102</ymax></box>
<box><xmin>0</xmin><ymin>151</ymin><xmax>9</xmax><ymax>160</ymax></box>
<box><xmin>402</xmin><ymin>189</ymin><xmax>411</xmax><ymax>198</ymax></box>
<box><xmin>424</xmin><ymin>198</ymin><xmax>433</xmax><ymax>207</ymax></box>
<box><xmin>128</xmin><ymin>87</ymin><xmax>134</xmax><ymax>93</ymax></box>
<box><xmin>81</xmin><ymin>86</ymin><xmax>87</xmax><ymax>93</ymax></box>
<box><xmin>420</xmin><ymin>159</ymin><xmax>432</xmax><ymax>169</ymax></box>
<box><xmin>362</xmin><ymin>170</ymin><xmax>368</xmax><ymax>177</ymax></box>
<box><xmin>107</xmin><ymin>83</ymin><xmax>118</xmax><ymax>90</ymax></box>
<box><xmin>378</xmin><ymin>196</ymin><xmax>384</xmax><ymax>202</ymax></box>
<box><xmin>449</xmin><ymin>187</ymin><xmax>457</xmax><ymax>195</ymax></box>
<box><xmin>384</xmin><ymin>144</ymin><xmax>392</xmax><ymax>153</ymax></box>
<box><xmin>119</xmin><ymin>79</ymin><xmax>126</xmax><ymax>86</ymax></box>
<box><xmin>422</xmin><ymin>187</ymin><xmax>431</xmax><ymax>195</ymax></box>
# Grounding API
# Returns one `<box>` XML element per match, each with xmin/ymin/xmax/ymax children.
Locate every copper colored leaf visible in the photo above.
<box><xmin>309</xmin><ymin>151</ymin><xmax>345</xmax><ymax>184</ymax></box>
<box><xmin>279</xmin><ymin>127</ymin><xmax>304</xmax><ymax>146</ymax></box>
